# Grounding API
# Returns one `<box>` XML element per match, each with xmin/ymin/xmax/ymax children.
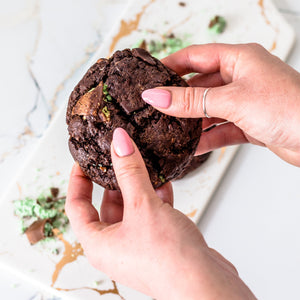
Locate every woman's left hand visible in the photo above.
<box><xmin>66</xmin><ymin>128</ymin><xmax>255</xmax><ymax>299</ymax></box>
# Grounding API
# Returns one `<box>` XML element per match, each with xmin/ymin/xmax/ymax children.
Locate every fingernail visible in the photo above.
<box><xmin>113</xmin><ymin>128</ymin><xmax>134</xmax><ymax>157</ymax></box>
<box><xmin>141</xmin><ymin>89</ymin><xmax>171</xmax><ymax>108</ymax></box>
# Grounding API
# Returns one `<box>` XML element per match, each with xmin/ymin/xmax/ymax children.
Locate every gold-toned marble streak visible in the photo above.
<box><xmin>186</xmin><ymin>208</ymin><xmax>197</xmax><ymax>218</ymax></box>
<box><xmin>55</xmin><ymin>281</ymin><xmax>125</xmax><ymax>299</ymax></box>
<box><xmin>0</xmin><ymin>1</ymin><xmax>100</xmax><ymax>164</ymax></box>
<box><xmin>26</xmin><ymin>2</ymin><xmax>99</xmax><ymax>120</ymax></box>
<box><xmin>52</xmin><ymin>229</ymin><xmax>124</xmax><ymax>299</ymax></box>
<box><xmin>0</xmin><ymin>1</ymin><xmax>40</xmax><ymax>164</ymax></box>
<box><xmin>51</xmin><ymin>229</ymin><xmax>84</xmax><ymax>287</ymax></box>
<box><xmin>109</xmin><ymin>0</ymin><xmax>156</xmax><ymax>54</ymax></box>
<box><xmin>258</xmin><ymin>0</ymin><xmax>278</xmax><ymax>52</ymax></box>
<box><xmin>46</xmin><ymin>44</ymin><xmax>99</xmax><ymax>117</ymax></box>
<box><xmin>167</xmin><ymin>13</ymin><xmax>192</xmax><ymax>35</ymax></box>
<box><xmin>218</xmin><ymin>147</ymin><xmax>227</xmax><ymax>163</ymax></box>
<box><xmin>16</xmin><ymin>182</ymin><xmax>22</xmax><ymax>199</ymax></box>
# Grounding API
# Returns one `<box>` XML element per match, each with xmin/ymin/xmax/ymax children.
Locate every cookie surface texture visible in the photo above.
<box><xmin>67</xmin><ymin>48</ymin><xmax>202</xmax><ymax>190</ymax></box>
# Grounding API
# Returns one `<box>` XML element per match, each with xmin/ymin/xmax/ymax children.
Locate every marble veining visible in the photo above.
<box><xmin>0</xmin><ymin>0</ymin><xmax>127</xmax><ymax>194</ymax></box>
<box><xmin>0</xmin><ymin>1</ymin><xmax>127</xmax><ymax>297</ymax></box>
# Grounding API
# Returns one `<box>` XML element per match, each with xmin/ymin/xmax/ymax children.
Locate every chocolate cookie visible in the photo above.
<box><xmin>66</xmin><ymin>48</ymin><xmax>202</xmax><ymax>190</ymax></box>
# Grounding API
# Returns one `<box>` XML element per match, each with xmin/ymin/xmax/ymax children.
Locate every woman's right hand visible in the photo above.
<box><xmin>141</xmin><ymin>43</ymin><xmax>300</xmax><ymax>167</ymax></box>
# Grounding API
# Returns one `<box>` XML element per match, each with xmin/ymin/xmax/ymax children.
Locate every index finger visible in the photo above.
<box><xmin>161</xmin><ymin>43</ymin><xmax>238</xmax><ymax>82</ymax></box>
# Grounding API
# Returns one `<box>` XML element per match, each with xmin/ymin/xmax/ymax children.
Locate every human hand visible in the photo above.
<box><xmin>66</xmin><ymin>128</ymin><xmax>255</xmax><ymax>299</ymax></box>
<box><xmin>141</xmin><ymin>43</ymin><xmax>300</xmax><ymax>167</ymax></box>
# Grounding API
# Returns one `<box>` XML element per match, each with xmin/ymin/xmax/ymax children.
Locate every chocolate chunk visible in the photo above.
<box><xmin>132</xmin><ymin>48</ymin><xmax>156</xmax><ymax>65</ymax></box>
<box><xmin>72</xmin><ymin>82</ymin><xmax>103</xmax><ymax>117</ymax></box>
<box><xmin>25</xmin><ymin>219</ymin><xmax>48</xmax><ymax>245</ymax></box>
<box><xmin>50</xmin><ymin>187</ymin><xmax>59</xmax><ymax>198</ymax></box>
<box><xmin>138</xmin><ymin>40</ymin><xmax>147</xmax><ymax>50</ymax></box>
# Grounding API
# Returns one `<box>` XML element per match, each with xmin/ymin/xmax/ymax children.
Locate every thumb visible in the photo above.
<box><xmin>141</xmin><ymin>84</ymin><xmax>238</xmax><ymax>120</ymax></box>
<box><xmin>111</xmin><ymin>128</ymin><xmax>160</xmax><ymax>219</ymax></box>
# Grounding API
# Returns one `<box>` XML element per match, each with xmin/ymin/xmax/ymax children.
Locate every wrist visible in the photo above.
<box><xmin>153</xmin><ymin>248</ymin><xmax>209</xmax><ymax>299</ymax></box>
<box><xmin>153</xmin><ymin>247</ymin><xmax>256</xmax><ymax>300</ymax></box>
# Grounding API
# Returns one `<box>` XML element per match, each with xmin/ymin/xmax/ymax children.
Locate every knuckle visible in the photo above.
<box><xmin>182</xmin><ymin>87</ymin><xmax>193</xmax><ymax>113</ymax></box>
<box><xmin>247</xmin><ymin>42</ymin><xmax>261</xmax><ymax>49</ymax></box>
<box><xmin>116</xmin><ymin>161</ymin><xmax>144</xmax><ymax>181</ymax></box>
<box><xmin>249</xmin><ymin>42</ymin><xmax>264</xmax><ymax>50</ymax></box>
<box><xmin>242</xmin><ymin>43</ymin><xmax>266</xmax><ymax>57</ymax></box>
<box><xmin>183</xmin><ymin>45</ymin><xmax>197</xmax><ymax>72</ymax></box>
<box><xmin>182</xmin><ymin>87</ymin><xmax>201</xmax><ymax>116</ymax></box>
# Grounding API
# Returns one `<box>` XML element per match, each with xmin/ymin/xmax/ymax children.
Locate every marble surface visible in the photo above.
<box><xmin>0</xmin><ymin>0</ymin><xmax>300</xmax><ymax>299</ymax></box>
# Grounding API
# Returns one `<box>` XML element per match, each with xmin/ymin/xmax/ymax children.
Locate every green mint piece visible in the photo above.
<box><xmin>53</xmin><ymin>212</ymin><xmax>69</xmax><ymax>231</ymax></box>
<box><xmin>208</xmin><ymin>16</ymin><xmax>227</xmax><ymax>34</ymax></box>
<box><xmin>20</xmin><ymin>220</ymin><xmax>28</xmax><ymax>234</ymax></box>
<box><xmin>52</xmin><ymin>219</ymin><xmax>61</xmax><ymax>229</ymax></box>
<box><xmin>148</xmin><ymin>40</ymin><xmax>164</xmax><ymax>54</ymax></box>
<box><xmin>159</xmin><ymin>175</ymin><xmax>166</xmax><ymax>183</ymax></box>
<box><xmin>33</xmin><ymin>204</ymin><xmax>57</xmax><ymax>219</ymax></box>
<box><xmin>165</xmin><ymin>37</ymin><xmax>181</xmax><ymax>48</ymax></box>
<box><xmin>62</xmin><ymin>214</ymin><xmax>69</xmax><ymax>224</ymax></box>
<box><xmin>44</xmin><ymin>222</ymin><xmax>53</xmax><ymax>237</ymax></box>
<box><xmin>102</xmin><ymin>106</ymin><xmax>110</xmax><ymax>119</ymax></box>
<box><xmin>53</xmin><ymin>201</ymin><xmax>64</xmax><ymax>210</ymax></box>
<box><xmin>103</xmin><ymin>84</ymin><xmax>114</xmax><ymax>102</ymax></box>
<box><xmin>144</xmin><ymin>34</ymin><xmax>191</xmax><ymax>60</ymax></box>
<box><xmin>37</xmin><ymin>196</ymin><xmax>46</xmax><ymax>205</ymax></box>
<box><xmin>52</xmin><ymin>248</ymin><xmax>59</xmax><ymax>255</ymax></box>
<box><xmin>131</xmin><ymin>38</ymin><xmax>145</xmax><ymax>48</ymax></box>
<box><xmin>103</xmin><ymin>84</ymin><xmax>108</xmax><ymax>93</ymax></box>
<box><xmin>14</xmin><ymin>198</ymin><xmax>36</xmax><ymax>218</ymax></box>
<box><xmin>39</xmin><ymin>237</ymin><xmax>55</xmax><ymax>244</ymax></box>
<box><xmin>37</xmin><ymin>196</ymin><xmax>52</xmax><ymax>209</ymax></box>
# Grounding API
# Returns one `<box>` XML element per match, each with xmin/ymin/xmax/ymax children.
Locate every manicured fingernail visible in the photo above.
<box><xmin>113</xmin><ymin>128</ymin><xmax>134</xmax><ymax>157</ymax></box>
<box><xmin>142</xmin><ymin>89</ymin><xmax>171</xmax><ymax>108</ymax></box>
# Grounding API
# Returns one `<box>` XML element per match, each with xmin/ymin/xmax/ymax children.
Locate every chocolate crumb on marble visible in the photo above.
<box><xmin>25</xmin><ymin>219</ymin><xmax>48</xmax><ymax>245</ymax></box>
<box><xmin>67</xmin><ymin>48</ymin><xmax>202</xmax><ymax>190</ymax></box>
<box><xmin>50</xmin><ymin>187</ymin><xmax>59</xmax><ymax>198</ymax></box>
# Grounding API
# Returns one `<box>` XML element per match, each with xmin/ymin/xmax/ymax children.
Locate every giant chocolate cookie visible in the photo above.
<box><xmin>66</xmin><ymin>48</ymin><xmax>202</xmax><ymax>190</ymax></box>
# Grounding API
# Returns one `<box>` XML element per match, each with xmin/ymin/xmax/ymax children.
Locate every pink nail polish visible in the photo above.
<box><xmin>141</xmin><ymin>89</ymin><xmax>171</xmax><ymax>108</ymax></box>
<box><xmin>113</xmin><ymin>128</ymin><xmax>134</xmax><ymax>157</ymax></box>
